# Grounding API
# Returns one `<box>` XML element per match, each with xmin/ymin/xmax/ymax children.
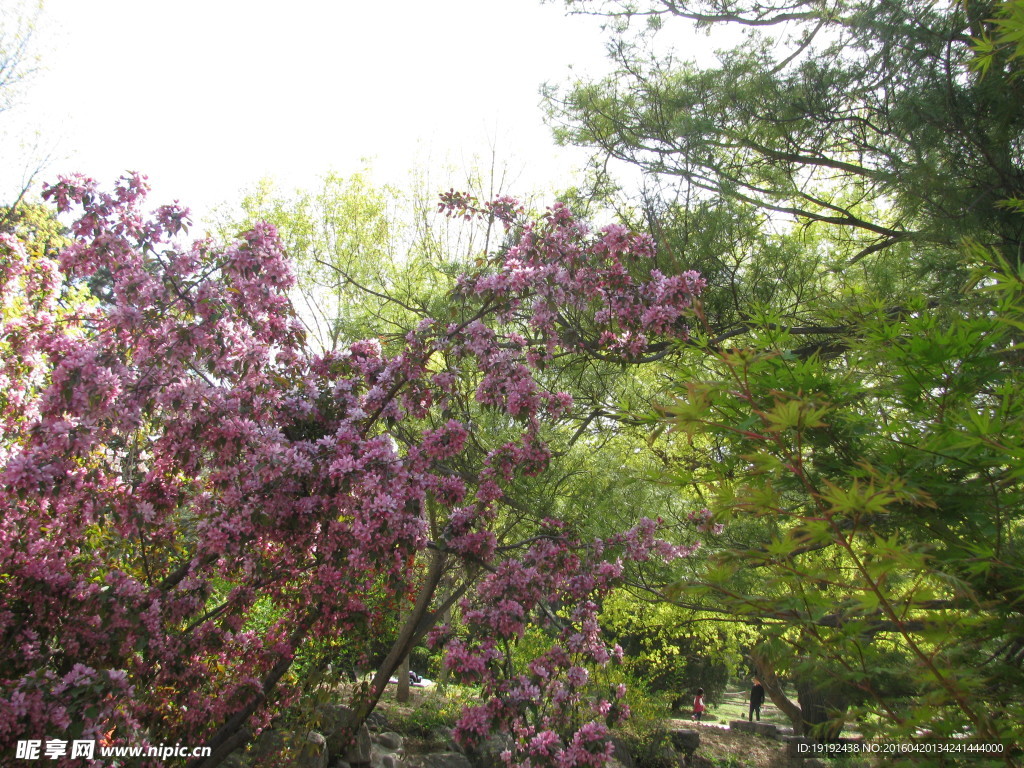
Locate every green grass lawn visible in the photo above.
<box><xmin>688</xmin><ymin>686</ymin><xmax>792</xmax><ymax>727</ymax></box>
<box><xmin>698</xmin><ymin>685</ymin><xmax>863</xmax><ymax>739</ymax></box>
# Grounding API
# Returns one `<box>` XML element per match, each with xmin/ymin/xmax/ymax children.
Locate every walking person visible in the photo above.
<box><xmin>692</xmin><ymin>688</ymin><xmax>706</xmax><ymax>722</ymax></box>
<box><xmin>749</xmin><ymin>677</ymin><xmax>765</xmax><ymax>721</ymax></box>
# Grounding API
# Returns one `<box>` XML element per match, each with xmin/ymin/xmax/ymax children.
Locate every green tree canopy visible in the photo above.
<box><xmin>546</xmin><ymin>0</ymin><xmax>1024</xmax><ymax>753</ymax></box>
<box><xmin>547</xmin><ymin>0</ymin><xmax>1024</xmax><ymax>283</ymax></box>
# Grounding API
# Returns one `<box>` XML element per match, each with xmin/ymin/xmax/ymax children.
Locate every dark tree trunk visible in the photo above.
<box><xmin>795</xmin><ymin>677</ymin><xmax>848</xmax><ymax>742</ymax></box>
<box><xmin>397</xmin><ymin>651</ymin><xmax>411</xmax><ymax>703</ymax></box>
<box><xmin>340</xmin><ymin>547</ymin><xmax>457</xmax><ymax>737</ymax></box>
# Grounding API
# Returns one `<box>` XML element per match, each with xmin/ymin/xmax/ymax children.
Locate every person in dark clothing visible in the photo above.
<box><xmin>749</xmin><ymin>678</ymin><xmax>765</xmax><ymax>721</ymax></box>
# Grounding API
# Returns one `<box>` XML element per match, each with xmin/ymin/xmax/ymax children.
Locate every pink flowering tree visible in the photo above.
<box><xmin>436</xmin><ymin>517</ymin><xmax>697</xmax><ymax>767</ymax></box>
<box><xmin>0</xmin><ymin>175</ymin><xmax>703</xmax><ymax>767</ymax></box>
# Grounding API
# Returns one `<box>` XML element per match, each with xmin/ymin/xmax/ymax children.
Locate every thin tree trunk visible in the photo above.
<box><xmin>190</xmin><ymin>614</ymin><xmax>315</xmax><ymax>768</ymax></box>
<box><xmin>343</xmin><ymin>548</ymin><xmax>447</xmax><ymax>734</ymax></box>
<box><xmin>396</xmin><ymin>587</ymin><xmax>410</xmax><ymax>703</ymax></box>
<box><xmin>397</xmin><ymin>652</ymin><xmax>410</xmax><ymax>703</ymax></box>
<box><xmin>749</xmin><ymin>648</ymin><xmax>804</xmax><ymax>735</ymax></box>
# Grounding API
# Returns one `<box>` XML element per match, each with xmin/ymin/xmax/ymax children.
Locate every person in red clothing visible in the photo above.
<box><xmin>692</xmin><ymin>687</ymin><xmax>706</xmax><ymax>721</ymax></box>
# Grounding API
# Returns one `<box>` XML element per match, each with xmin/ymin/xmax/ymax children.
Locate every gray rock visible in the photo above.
<box><xmin>728</xmin><ymin>720</ymin><xmax>755</xmax><ymax>734</ymax></box>
<box><xmin>464</xmin><ymin>733</ymin><xmax>512</xmax><ymax>768</ymax></box>
<box><xmin>750</xmin><ymin>722</ymin><xmax>779</xmax><ymax>738</ymax></box>
<box><xmin>376</xmin><ymin>732</ymin><xmax>404</xmax><ymax>751</ymax></box>
<box><xmin>300</xmin><ymin>731</ymin><xmax>330</xmax><ymax>768</ymax></box>
<box><xmin>316</xmin><ymin>704</ymin><xmax>373</xmax><ymax>764</ymax></box>
<box><xmin>668</xmin><ymin>729</ymin><xmax>700</xmax><ymax>757</ymax></box>
<box><xmin>649</xmin><ymin>744</ymin><xmax>678</xmax><ymax>767</ymax></box>
<box><xmin>373</xmin><ymin>739</ymin><xmax>408</xmax><ymax>767</ymax></box>
<box><xmin>366</xmin><ymin>711</ymin><xmax>390</xmax><ymax>731</ymax></box>
<box><xmin>345</xmin><ymin>726</ymin><xmax>373</xmax><ymax>765</ymax></box>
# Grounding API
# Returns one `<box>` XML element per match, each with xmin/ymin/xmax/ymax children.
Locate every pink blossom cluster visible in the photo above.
<box><xmin>440</xmin><ymin>197</ymin><xmax>706</xmax><ymax>361</ymax></box>
<box><xmin>436</xmin><ymin>518</ymin><xmax>694</xmax><ymax>768</ymax></box>
<box><xmin>688</xmin><ymin>508</ymin><xmax>725</xmax><ymax>535</ymax></box>
<box><xmin>0</xmin><ymin>178</ymin><xmax>704</xmax><ymax>765</ymax></box>
<box><xmin>1</xmin><ymin>175</ymin><xmax>433</xmax><ymax>758</ymax></box>
<box><xmin>438</xmin><ymin>190</ymin><xmax>524</xmax><ymax>229</ymax></box>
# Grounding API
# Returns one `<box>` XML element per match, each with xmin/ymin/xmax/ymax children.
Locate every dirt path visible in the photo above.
<box><xmin>667</xmin><ymin>720</ymin><xmax>827</xmax><ymax>768</ymax></box>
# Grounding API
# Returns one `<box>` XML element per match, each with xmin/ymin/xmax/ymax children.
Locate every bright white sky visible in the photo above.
<box><xmin>4</xmin><ymin>0</ymin><xmax>634</xmax><ymax>222</ymax></box>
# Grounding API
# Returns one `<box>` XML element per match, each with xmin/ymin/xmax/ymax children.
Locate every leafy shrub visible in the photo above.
<box><xmin>390</xmin><ymin>689</ymin><xmax>476</xmax><ymax>738</ymax></box>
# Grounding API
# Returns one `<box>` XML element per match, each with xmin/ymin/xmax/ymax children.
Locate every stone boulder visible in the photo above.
<box><xmin>376</xmin><ymin>732</ymin><xmax>404</xmax><ymax>751</ymax></box>
<box><xmin>728</xmin><ymin>720</ymin><xmax>755</xmax><ymax>734</ymax></box>
<box><xmin>463</xmin><ymin>733</ymin><xmax>513</xmax><ymax>768</ymax></box>
<box><xmin>302</xmin><ymin>732</ymin><xmax>329</xmax><ymax>768</ymax></box>
<box><xmin>750</xmin><ymin>722</ymin><xmax>779</xmax><ymax>738</ymax></box>
<box><xmin>316</xmin><ymin>704</ymin><xmax>372</xmax><ymax>764</ymax></box>
<box><xmin>370</xmin><ymin>742</ymin><xmax>399</xmax><ymax>768</ymax></box>
<box><xmin>345</xmin><ymin>725</ymin><xmax>373</xmax><ymax>765</ymax></box>
<box><xmin>668</xmin><ymin>729</ymin><xmax>700</xmax><ymax>758</ymax></box>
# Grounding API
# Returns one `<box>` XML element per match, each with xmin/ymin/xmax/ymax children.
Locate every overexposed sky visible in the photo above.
<box><xmin>4</xmin><ymin>0</ymin><xmax>630</xmax><ymax>221</ymax></box>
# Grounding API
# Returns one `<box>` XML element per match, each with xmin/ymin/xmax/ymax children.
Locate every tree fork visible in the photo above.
<box><xmin>749</xmin><ymin>647</ymin><xmax>804</xmax><ymax>735</ymax></box>
<box><xmin>342</xmin><ymin>547</ymin><xmax>448</xmax><ymax>738</ymax></box>
<box><xmin>191</xmin><ymin>613</ymin><xmax>316</xmax><ymax>768</ymax></box>
<box><xmin>193</xmin><ymin>548</ymin><xmax>453</xmax><ymax>768</ymax></box>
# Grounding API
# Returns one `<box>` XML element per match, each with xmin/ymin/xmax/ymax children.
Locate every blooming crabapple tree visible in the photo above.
<box><xmin>0</xmin><ymin>175</ymin><xmax>703</xmax><ymax>767</ymax></box>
